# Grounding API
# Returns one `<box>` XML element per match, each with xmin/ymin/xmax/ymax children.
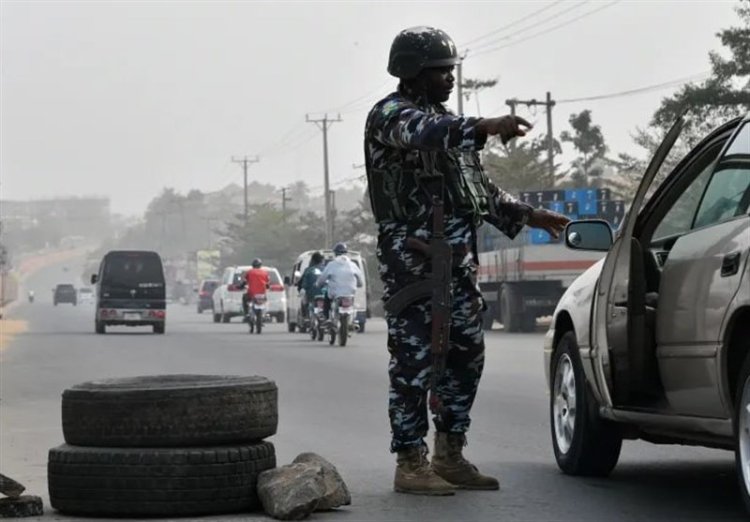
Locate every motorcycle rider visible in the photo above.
<box><xmin>296</xmin><ymin>251</ymin><xmax>326</xmax><ymax>321</ymax></box>
<box><xmin>316</xmin><ymin>243</ymin><xmax>363</xmax><ymax>321</ymax></box>
<box><xmin>243</xmin><ymin>258</ymin><xmax>269</xmax><ymax>318</ymax></box>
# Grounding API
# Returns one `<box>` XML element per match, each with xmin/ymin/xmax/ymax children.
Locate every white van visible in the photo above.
<box><xmin>286</xmin><ymin>250</ymin><xmax>369</xmax><ymax>333</ymax></box>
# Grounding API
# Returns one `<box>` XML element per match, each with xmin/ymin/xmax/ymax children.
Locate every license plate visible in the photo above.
<box><xmin>339</xmin><ymin>307</ymin><xmax>353</xmax><ymax>314</ymax></box>
<box><xmin>124</xmin><ymin>313</ymin><xmax>141</xmax><ymax>321</ymax></box>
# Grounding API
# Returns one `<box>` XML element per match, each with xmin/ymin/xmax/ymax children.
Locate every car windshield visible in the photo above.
<box><xmin>103</xmin><ymin>254</ymin><xmax>164</xmax><ymax>288</ymax></box>
<box><xmin>236</xmin><ymin>269</ymin><xmax>281</xmax><ymax>285</ymax></box>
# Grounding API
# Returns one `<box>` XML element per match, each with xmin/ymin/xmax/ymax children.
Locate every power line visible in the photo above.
<box><xmin>469</xmin><ymin>1</ymin><xmax>620</xmax><ymax>59</ymax></box>
<box><xmin>460</xmin><ymin>0</ymin><xmax>566</xmax><ymax>48</ymax></box>
<box><xmin>468</xmin><ymin>1</ymin><xmax>590</xmax><ymax>54</ymax></box>
<box><xmin>557</xmin><ymin>72</ymin><xmax>710</xmax><ymax>103</ymax></box>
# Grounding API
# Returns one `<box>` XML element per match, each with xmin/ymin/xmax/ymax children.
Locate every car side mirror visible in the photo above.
<box><xmin>565</xmin><ymin>220</ymin><xmax>613</xmax><ymax>252</ymax></box>
<box><xmin>90</xmin><ymin>274</ymin><xmax>98</xmax><ymax>284</ymax></box>
<box><xmin>294</xmin><ymin>270</ymin><xmax>302</xmax><ymax>280</ymax></box>
<box><xmin>283</xmin><ymin>276</ymin><xmax>291</xmax><ymax>286</ymax></box>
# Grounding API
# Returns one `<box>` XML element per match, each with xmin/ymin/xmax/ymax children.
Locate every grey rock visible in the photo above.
<box><xmin>257</xmin><ymin>463</ymin><xmax>325</xmax><ymax>520</ymax></box>
<box><xmin>292</xmin><ymin>453</ymin><xmax>351</xmax><ymax>510</ymax></box>
<box><xmin>0</xmin><ymin>496</ymin><xmax>43</xmax><ymax>518</ymax></box>
<box><xmin>0</xmin><ymin>474</ymin><xmax>24</xmax><ymax>498</ymax></box>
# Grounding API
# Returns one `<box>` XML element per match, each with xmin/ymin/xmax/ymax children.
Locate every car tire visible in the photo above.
<box><xmin>153</xmin><ymin>323</ymin><xmax>165</xmax><ymax>334</ymax></box>
<box><xmin>734</xmin><ymin>352</ymin><xmax>750</xmax><ymax>513</ymax></box>
<box><xmin>213</xmin><ymin>308</ymin><xmax>220</xmax><ymax>323</ymax></box>
<box><xmin>221</xmin><ymin>303</ymin><xmax>230</xmax><ymax>323</ymax></box>
<box><xmin>276</xmin><ymin>312</ymin><xmax>285</xmax><ymax>323</ymax></box>
<box><xmin>358</xmin><ymin>320</ymin><xmax>365</xmax><ymax>334</ymax></box>
<box><xmin>48</xmin><ymin>442</ymin><xmax>275</xmax><ymax>517</ymax></box>
<box><xmin>95</xmin><ymin>321</ymin><xmax>105</xmax><ymax>335</ymax></box>
<box><xmin>550</xmin><ymin>331</ymin><xmax>622</xmax><ymax>476</ymax></box>
<box><xmin>62</xmin><ymin>375</ymin><xmax>278</xmax><ymax>447</ymax></box>
<box><xmin>288</xmin><ymin>321</ymin><xmax>296</xmax><ymax>333</ymax></box>
<box><xmin>197</xmin><ymin>306</ymin><xmax>203</xmax><ymax>314</ymax></box>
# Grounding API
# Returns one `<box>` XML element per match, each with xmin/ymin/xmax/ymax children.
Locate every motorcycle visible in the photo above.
<box><xmin>309</xmin><ymin>294</ymin><xmax>327</xmax><ymax>342</ymax></box>
<box><xmin>328</xmin><ymin>295</ymin><xmax>357</xmax><ymax>347</ymax></box>
<box><xmin>247</xmin><ymin>294</ymin><xmax>267</xmax><ymax>334</ymax></box>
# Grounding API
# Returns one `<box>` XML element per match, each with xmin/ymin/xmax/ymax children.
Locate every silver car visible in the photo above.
<box><xmin>544</xmin><ymin>113</ymin><xmax>750</xmax><ymax>510</ymax></box>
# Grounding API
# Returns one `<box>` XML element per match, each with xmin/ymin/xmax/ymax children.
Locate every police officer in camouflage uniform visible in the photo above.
<box><xmin>365</xmin><ymin>27</ymin><xmax>569</xmax><ymax>496</ymax></box>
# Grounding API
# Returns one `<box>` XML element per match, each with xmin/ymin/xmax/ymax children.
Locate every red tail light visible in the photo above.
<box><xmin>227</xmin><ymin>284</ymin><xmax>241</xmax><ymax>291</ymax></box>
<box><xmin>149</xmin><ymin>310</ymin><xmax>166</xmax><ymax>319</ymax></box>
<box><xmin>199</xmin><ymin>291</ymin><xmax>208</xmax><ymax>297</ymax></box>
<box><xmin>269</xmin><ymin>284</ymin><xmax>284</xmax><ymax>292</ymax></box>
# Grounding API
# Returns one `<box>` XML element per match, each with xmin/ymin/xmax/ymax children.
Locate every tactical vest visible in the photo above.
<box><xmin>366</xmin><ymin>147</ymin><xmax>492</xmax><ymax>225</ymax></box>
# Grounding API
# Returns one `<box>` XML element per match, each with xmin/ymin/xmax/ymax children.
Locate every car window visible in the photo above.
<box><xmin>266</xmin><ymin>270</ymin><xmax>281</xmax><ymax>285</ymax></box>
<box><xmin>651</xmin><ymin>142</ymin><xmax>722</xmax><ymax>241</ymax></box>
<box><xmin>693</xmin><ymin>122</ymin><xmax>750</xmax><ymax>229</ymax></box>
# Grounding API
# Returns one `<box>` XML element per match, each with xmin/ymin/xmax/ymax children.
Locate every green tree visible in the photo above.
<box><xmin>560</xmin><ymin>110</ymin><xmax>608</xmax><ymax>187</ymax></box>
<box><xmin>482</xmin><ymin>135</ymin><xmax>561</xmax><ymax>193</ymax></box>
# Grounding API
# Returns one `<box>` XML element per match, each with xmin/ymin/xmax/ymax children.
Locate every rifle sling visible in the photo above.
<box><xmin>383</xmin><ymin>279</ymin><xmax>433</xmax><ymax>316</ymax></box>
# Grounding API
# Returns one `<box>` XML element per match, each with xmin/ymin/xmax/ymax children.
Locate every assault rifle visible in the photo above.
<box><xmin>384</xmin><ymin>195</ymin><xmax>452</xmax><ymax>428</ymax></box>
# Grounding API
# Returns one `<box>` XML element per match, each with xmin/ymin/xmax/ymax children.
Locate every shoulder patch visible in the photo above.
<box><xmin>381</xmin><ymin>99</ymin><xmax>402</xmax><ymax>117</ymax></box>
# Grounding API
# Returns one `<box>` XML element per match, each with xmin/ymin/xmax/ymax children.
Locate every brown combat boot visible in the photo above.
<box><xmin>432</xmin><ymin>433</ymin><xmax>500</xmax><ymax>490</ymax></box>
<box><xmin>394</xmin><ymin>445</ymin><xmax>456</xmax><ymax>496</ymax></box>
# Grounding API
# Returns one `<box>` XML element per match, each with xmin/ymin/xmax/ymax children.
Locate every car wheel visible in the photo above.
<box><xmin>288</xmin><ymin>321</ymin><xmax>296</xmax><ymax>333</ymax></box>
<box><xmin>153</xmin><ymin>323</ymin><xmax>165</xmax><ymax>334</ymax></box>
<box><xmin>197</xmin><ymin>306</ymin><xmax>203</xmax><ymax>314</ymax></box>
<box><xmin>48</xmin><ymin>442</ymin><xmax>275</xmax><ymax>517</ymax></box>
<box><xmin>734</xmin><ymin>353</ymin><xmax>750</xmax><ymax>513</ymax></box>
<box><xmin>551</xmin><ymin>331</ymin><xmax>622</xmax><ymax>476</ymax></box>
<box><xmin>221</xmin><ymin>303</ymin><xmax>230</xmax><ymax>323</ymax></box>
<box><xmin>62</xmin><ymin>375</ymin><xmax>278</xmax><ymax>447</ymax></box>
<box><xmin>95</xmin><ymin>321</ymin><xmax>105</xmax><ymax>335</ymax></box>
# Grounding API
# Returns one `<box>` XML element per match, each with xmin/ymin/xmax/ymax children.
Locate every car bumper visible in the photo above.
<box><xmin>543</xmin><ymin>325</ymin><xmax>555</xmax><ymax>389</ymax></box>
<box><xmin>98</xmin><ymin>308</ymin><xmax>165</xmax><ymax>325</ymax></box>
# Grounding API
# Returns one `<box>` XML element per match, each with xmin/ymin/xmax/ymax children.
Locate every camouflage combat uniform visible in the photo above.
<box><xmin>365</xmin><ymin>87</ymin><xmax>534</xmax><ymax>453</ymax></box>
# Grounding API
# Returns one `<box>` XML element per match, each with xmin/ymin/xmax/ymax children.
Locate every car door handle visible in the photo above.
<box><xmin>721</xmin><ymin>252</ymin><xmax>741</xmax><ymax>277</ymax></box>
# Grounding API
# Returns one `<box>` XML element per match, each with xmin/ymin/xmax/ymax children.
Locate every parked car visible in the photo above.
<box><xmin>53</xmin><ymin>284</ymin><xmax>77</xmax><ymax>306</ymax></box>
<box><xmin>78</xmin><ymin>287</ymin><xmax>94</xmax><ymax>305</ymax></box>
<box><xmin>91</xmin><ymin>250</ymin><xmax>166</xmax><ymax>334</ymax></box>
<box><xmin>543</xmin><ymin>114</ymin><xmax>750</xmax><ymax>510</ymax></box>
<box><xmin>196</xmin><ymin>279</ymin><xmax>219</xmax><ymax>314</ymax></box>
<box><xmin>212</xmin><ymin>266</ymin><xmax>286</xmax><ymax>323</ymax></box>
<box><xmin>286</xmin><ymin>250</ymin><xmax>369</xmax><ymax>333</ymax></box>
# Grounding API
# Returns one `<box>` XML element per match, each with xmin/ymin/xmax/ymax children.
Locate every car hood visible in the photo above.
<box><xmin>554</xmin><ymin>258</ymin><xmax>605</xmax><ymax>347</ymax></box>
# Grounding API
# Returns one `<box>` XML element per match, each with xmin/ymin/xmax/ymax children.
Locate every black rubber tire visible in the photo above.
<box><xmin>500</xmin><ymin>286</ymin><xmax>522</xmax><ymax>333</ymax></box>
<box><xmin>95</xmin><ymin>321</ymin><xmax>105</xmax><ymax>334</ymax></box>
<box><xmin>256</xmin><ymin>311</ymin><xmax>263</xmax><ymax>334</ymax></box>
<box><xmin>153</xmin><ymin>323</ymin><xmax>165</xmax><ymax>334</ymax></box>
<box><xmin>310</xmin><ymin>323</ymin><xmax>317</xmax><ymax>341</ymax></box>
<box><xmin>221</xmin><ymin>310</ymin><xmax>230</xmax><ymax>323</ymax></box>
<box><xmin>339</xmin><ymin>316</ymin><xmax>348</xmax><ymax>347</ymax></box>
<box><xmin>48</xmin><ymin>442</ymin><xmax>275</xmax><ymax>517</ymax></box>
<box><xmin>317</xmin><ymin>324</ymin><xmax>325</xmax><ymax>342</ymax></box>
<box><xmin>288</xmin><ymin>320</ymin><xmax>296</xmax><ymax>333</ymax></box>
<box><xmin>276</xmin><ymin>312</ymin><xmax>285</xmax><ymax>323</ymax></box>
<box><xmin>734</xmin><ymin>352</ymin><xmax>750</xmax><ymax>514</ymax></box>
<box><xmin>213</xmin><ymin>310</ymin><xmax>220</xmax><ymax>323</ymax></box>
<box><xmin>358</xmin><ymin>319</ymin><xmax>366</xmax><ymax>334</ymax></box>
<box><xmin>62</xmin><ymin>375</ymin><xmax>278</xmax><ymax>447</ymax></box>
<box><xmin>197</xmin><ymin>307</ymin><xmax>203</xmax><ymax>314</ymax></box>
<box><xmin>550</xmin><ymin>331</ymin><xmax>622</xmax><ymax>476</ymax></box>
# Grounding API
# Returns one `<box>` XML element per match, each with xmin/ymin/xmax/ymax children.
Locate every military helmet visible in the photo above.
<box><xmin>387</xmin><ymin>26</ymin><xmax>460</xmax><ymax>79</ymax></box>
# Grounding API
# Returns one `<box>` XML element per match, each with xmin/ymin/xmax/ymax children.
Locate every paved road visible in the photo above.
<box><xmin>1</xmin><ymin>258</ymin><xmax>746</xmax><ymax>520</ymax></box>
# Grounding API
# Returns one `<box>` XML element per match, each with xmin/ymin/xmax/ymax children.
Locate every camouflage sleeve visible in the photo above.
<box><xmin>484</xmin><ymin>180</ymin><xmax>535</xmax><ymax>239</ymax></box>
<box><xmin>370</xmin><ymin>98</ymin><xmax>487</xmax><ymax>152</ymax></box>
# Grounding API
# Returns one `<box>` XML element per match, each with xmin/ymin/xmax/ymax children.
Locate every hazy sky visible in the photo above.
<box><xmin>0</xmin><ymin>0</ymin><xmax>740</xmax><ymax>215</ymax></box>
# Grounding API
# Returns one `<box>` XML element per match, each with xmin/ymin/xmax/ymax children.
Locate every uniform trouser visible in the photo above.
<box><xmin>386</xmin><ymin>273</ymin><xmax>485</xmax><ymax>453</ymax></box>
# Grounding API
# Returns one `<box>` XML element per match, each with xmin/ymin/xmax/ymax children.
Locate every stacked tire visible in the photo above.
<box><xmin>48</xmin><ymin>375</ymin><xmax>278</xmax><ymax>517</ymax></box>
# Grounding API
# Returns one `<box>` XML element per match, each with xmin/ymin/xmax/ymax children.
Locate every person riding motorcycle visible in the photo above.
<box><xmin>296</xmin><ymin>251</ymin><xmax>325</xmax><ymax>320</ymax></box>
<box><xmin>315</xmin><ymin>243</ymin><xmax>363</xmax><ymax>320</ymax></box>
<box><xmin>243</xmin><ymin>258</ymin><xmax>269</xmax><ymax>317</ymax></box>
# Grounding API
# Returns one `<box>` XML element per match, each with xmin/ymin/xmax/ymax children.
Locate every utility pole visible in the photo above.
<box><xmin>231</xmin><ymin>155</ymin><xmax>260</xmax><ymax>226</ymax></box>
<box><xmin>281</xmin><ymin>187</ymin><xmax>292</xmax><ymax>224</ymax></box>
<box><xmin>329</xmin><ymin>190</ymin><xmax>336</xmax><ymax>240</ymax></box>
<box><xmin>455</xmin><ymin>51</ymin><xmax>468</xmax><ymax>116</ymax></box>
<box><xmin>306</xmin><ymin>113</ymin><xmax>341</xmax><ymax>246</ymax></box>
<box><xmin>505</xmin><ymin>93</ymin><xmax>556</xmax><ymax>182</ymax></box>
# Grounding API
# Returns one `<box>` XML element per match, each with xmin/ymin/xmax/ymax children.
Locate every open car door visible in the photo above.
<box><xmin>590</xmin><ymin>116</ymin><xmax>685</xmax><ymax>408</ymax></box>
